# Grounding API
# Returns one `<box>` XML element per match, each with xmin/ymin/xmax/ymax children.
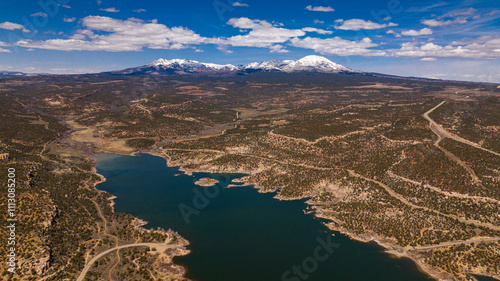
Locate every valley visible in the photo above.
<box><xmin>0</xmin><ymin>58</ymin><xmax>499</xmax><ymax>280</ymax></box>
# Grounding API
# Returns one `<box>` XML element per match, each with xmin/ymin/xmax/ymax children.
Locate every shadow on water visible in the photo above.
<box><xmin>96</xmin><ymin>153</ymin><xmax>436</xmax><ymax>281</ymax></box>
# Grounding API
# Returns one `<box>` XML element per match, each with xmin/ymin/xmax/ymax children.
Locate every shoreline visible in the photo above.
<box><xmin>88</xmin><ymin>152</ymin><xmax>192</xmax><ymax>277</ymax></box>
<box><xmin>87</xmin><ymin>146</ymin><xmax>498</xmax><ymax>281</ymax></box>
<box><xmin>145</xmin><ymin>149</ymin><xmax>465</xmax><ymax>281</ymax></box>
<box><xmin>129</xmin><ymin>150</ymin><xmax>447</xmax><ymax>280</ymax></box>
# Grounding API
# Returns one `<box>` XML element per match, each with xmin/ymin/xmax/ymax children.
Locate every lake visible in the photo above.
<box><xmin>96</xmin><ymin>153</ymin><xmax>436</xmax><ymax>281</ymax></box>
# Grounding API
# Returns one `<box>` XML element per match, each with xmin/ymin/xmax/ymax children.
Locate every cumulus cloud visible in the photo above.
<box><xmin>335</xmin><ymin>19</ymin><xmax>398</xmax><ymax>30</ymax></box>
<box><xmin>220</xmin><ymin>17</ymin><xmax>305</xmax><ymax>49</ymax></box>
<box><xmin>313</xmin><ymin>19</ymin><xmax>324</xmax><ymax>24</ymax></box>
<box><xmin>401</xmin><ymin>28</ymin><xmax>433</xmax><ymax>36</ymax></box>
<box><xmin>386</xmin><ymin>30</ymin><xmax>401</xmax><ymax>37</ymax></box>
<box><xmin>305</xmin><ymin>5</ymin><xmax>334</xmax><ymax>12</ymax></box>
<box><xmin>0</xmin><ymin>21</ymin><xmax>30</xmax><ymax>33</ymax></box>
<box><xmin>133</xmin><ymin>9</ymin><xmax>147</xmax><ymax>13</ymax></box>
<box><xmin>422</xmin><ymin>18</ymin><xmax>467</xmax><ymax>26</ymax></box>
<box><xmin>290</xmin><ymin>36</ymin><xmax>386</xmax><ymax>56</ymax></box>
<box><xmin>0</xmin><ymin>41</ymin><xmax>10</xmax><ymax>53</ymax></box>
<box><xmin>302</xmin><ymin>27</ymin><xmax>333</xmax><ymax>35</ymax></box>
<box><xmin>12</xmin><ymin>15</ymin><xmax>500</xmax><ymax>60</ymax></box>
<box><xmin>232</xmin><ymin>2</ymin><xmax>249</xmax><ymax>7</ymax></box>
<box><xmin>63</xmin><ymin>17</ymin><xmax>77</xmax><ymax>22</ymax></box>
<box><xmin>420</xmin><ymin>57</ymin><xmax>437</xmax><ymax>61</ymax></box>
<box><xmin>391</xmin><ymin>38</ymin><xmax>500</xmax><ymax>59</ymax></box>
<box><xmin>100</xmin><ymin>7</ymin><xmax>120</xmax><ymax>13</ymax></box>
<box><xmin>16</xmin><ymin>16</ymin><xmax>207</xmax><ymax>52</ymax></box>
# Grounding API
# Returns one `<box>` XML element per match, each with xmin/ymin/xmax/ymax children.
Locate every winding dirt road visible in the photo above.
<box><xmin>347</xmin><ymin>170</ymin><xmax>500</xmax><ymax>232</ymax></box>
<box><xmin>423</xmin><ymin>101</ymin><xmax>500</xmax><ymax>157</ymax></box>
<box><xmin>76</xmin><ymin>242</ymin><xmax>180</xmax><ymax>281</ymax></box>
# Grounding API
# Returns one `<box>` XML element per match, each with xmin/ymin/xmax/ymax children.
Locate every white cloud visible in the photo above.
<box><xmin>16</xmin><ymin>16</ymin><xmax>207</xmax><ymax>52</ymax></box>
<box><xmin>61</xmin><ymin>4</ymin><xmax>71</xmax><ymax>8</ymax></box>
<box><xmin>100</xmin><ymin>7</ymin><xmax>120</xmax><ymax>13</ymax></box>
<box><xmin>305</xmin><ymin>5</ymin><xmax>334</xmax><ymax>12</ymax></box>
<box><xmin>232</xmin><ymin>2</ymin><xmax>249</xmax><ymax>7</ymax></box>
<box><xmin>401</xmin><ymin>28</ymin><xmax>433</xmax><ymax>36</ymax></box>
<box><xmin>133</xmin><ymin>9</ymin><xmax>147</xmax><ymax>13</ymax></box>
<box><xmin>0</xmin><ymin>41</ymin><xmax>10</xmax><ymax>53</ymax></box>
<box><xmin>63</xmin><ymin>17</ymin><xmax>77</xmax><ymax>22</ymax></box>
<box><xmin>313</xmin><ymin>19</ymin><xmax>324</xmax><ymax>24</ymax></box>
<box><xmin>269</xmin><ymin>44</ymin><xmax>289</xmax><ymax>53</ymax></box>
<box><xmin>421</xmin><ymin>18</ymin><xmax>467</xmax><ymax>27</ymax></box>
<box><xmin>392</xmin><ymin>38</ymin><xmax>500</xmax><ymax>59</ymax></box>
<box><xmin>0</xmin><ymin>22</ymin><xmax>30</xmax><ymax>33</ymax></box>
<box><xmin>221</xmin><ymin>17</ymin><xmax>305</xmax><ymax>49</ymax></box>
<box><xmin>290</xmin><ymin>36</ymin><xmax>386</xmax><ymax>56</ymax></box>
<box><xmin>386</xmin><ymin>30</ymin><xmax>401</xmax><ymax>37</ymax></box>
<box><xmin>420</xmin><ymin>57</ymin><xmax>437</xmax><ymax>61</ymax></box>
<box><xmin>31</xmin><ymin>12</ymin><xmax>48</xmax><ymax>17</ymax></box>
<box><xmin>335</xmin><ymin>19</ymin><xmax>398</xmax><ymax>30</ymax></box>
<box><xmin>13</xmin><ymin>15</ymin><xmax>500</xmax><ymax>61</ymax></box>
<box><xmin>302</xmin><ymin>27</ymin><xmax>333</xmax><ymax>35</ymax></box>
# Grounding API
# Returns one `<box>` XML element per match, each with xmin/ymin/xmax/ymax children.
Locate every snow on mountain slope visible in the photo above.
<box><xmin>281</xmin><ymin>55</ymin><xmax>352</xmax><ymax>72</ymax></box>
<box><xmin>148</xmin><ymin>58</ymin><xmax>238</xmax><ymax>72</ymax></box>
<box><xmin>242</xmin><ymin>59</ymin><xmax>294</xmax><ymax>71</ymax></box>
<box><xmin>112</xmin><ymin>56</ymin><xmax>356</xmax><ymax>75</ymax></box>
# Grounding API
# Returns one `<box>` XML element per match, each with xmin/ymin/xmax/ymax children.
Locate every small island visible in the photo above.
<box><xmin>194</xmin><ymin>177</ymin><xmax>220</xmax><ymax>187</ymax></box>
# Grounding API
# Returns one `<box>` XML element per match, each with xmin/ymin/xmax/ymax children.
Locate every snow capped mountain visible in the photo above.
<box><xmin>110</xmin><ymin>56</ymin><xmax>356</xmax><ymax>75</ymax></box>
<box><xmin>242</xmin><ymin>59</ymin><xmax>294</xmax><ymax>71</ymax></box>
<box><xmin>0</xmin><ymin>71</ymin><xmax>37</xmax><ymax>78</ymax></box>
<box><xmin>148</xmin><ymin>58</ymin><xmax>239</xmax><ymax>72</ymax></box>
<box><xmin>281</xmin><ymin>55</ymin><xmax>352</xmax><ymax>72</ymax></box>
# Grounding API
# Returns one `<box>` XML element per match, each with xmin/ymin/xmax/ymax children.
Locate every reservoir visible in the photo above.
<box><xmin>96</xmin><ymin>153</ymin><xmax>435</xmax><ymax>281</ymax></box>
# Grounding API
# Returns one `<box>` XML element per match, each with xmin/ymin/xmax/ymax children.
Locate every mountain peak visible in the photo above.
<box><xmin>297</xmin><ymin>55</ymin><xmax>333</xmax><ymax>63</ymax></box>
<box><xmin>283</xmin><ymin>55</ymin><xmax>352</xmax><ymax>72</ymax></box>
<box><xmin>113</xmin><ymin>56</ymin><xmax>356</xmax><ymax>75</ymax></box>
<box><xmin>149</xmin><ymin>58</ymin><xmax>197</xmax><ymax>67</ymax></box>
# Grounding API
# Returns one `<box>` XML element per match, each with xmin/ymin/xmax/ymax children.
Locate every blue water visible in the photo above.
<box><xmin>96</xmin><ymin>153</ymin><xmax>435</xmax><ymax>281</ymax></box>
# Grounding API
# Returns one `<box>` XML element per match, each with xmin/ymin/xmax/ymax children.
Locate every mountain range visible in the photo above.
<box><xmin>0</xmin><ymin>71</ymin><xmax>37</xmax><ymax>78</ymax></box>
<box><xmin>109</xmin><ymin>55</ymin><xmax>357</xmax><ymax>76</ymax></box>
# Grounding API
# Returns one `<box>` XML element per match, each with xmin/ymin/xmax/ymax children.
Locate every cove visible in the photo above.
<box><xmin>95</xmin><ymin>153</ymin><xmax>435</xmax><ymax>281</ymax></box>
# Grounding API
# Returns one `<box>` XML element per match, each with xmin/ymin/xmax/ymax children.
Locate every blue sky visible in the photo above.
<box><xmin>0</xmin><ymin>0</ymin><xmax>499</xmax><ymax>82</ymax></box>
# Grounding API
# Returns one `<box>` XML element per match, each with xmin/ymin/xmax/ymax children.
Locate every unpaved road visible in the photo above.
<box><xmin>423</xmin><ymin>101</ymin><xmax>500</xmax><ymax>157</ymax></box>
<box><xmin>76</xmin><ymin>242</ymin><xmax>180</xmax><ymax>281</ymax></box>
